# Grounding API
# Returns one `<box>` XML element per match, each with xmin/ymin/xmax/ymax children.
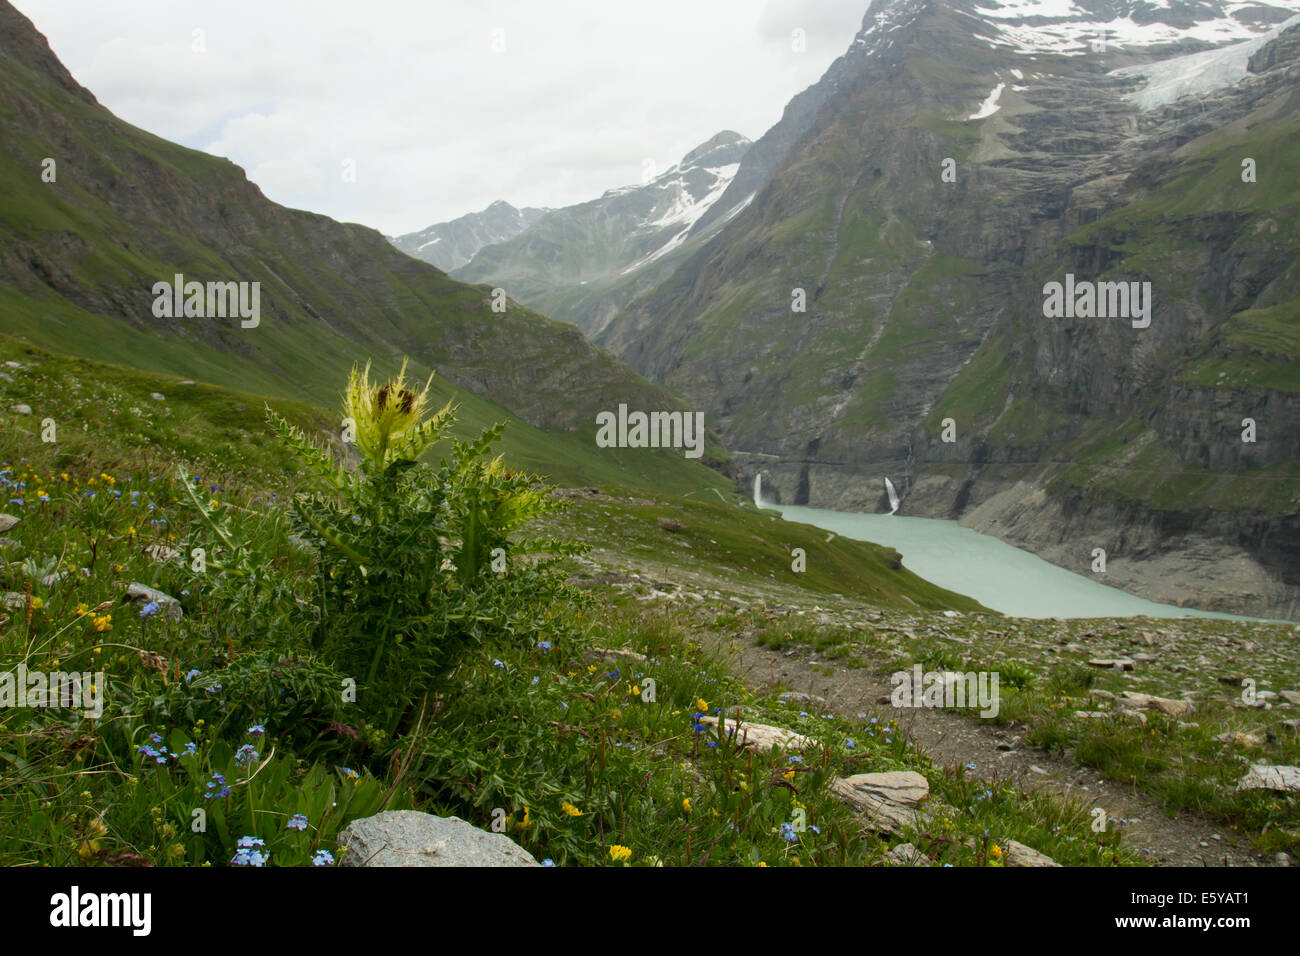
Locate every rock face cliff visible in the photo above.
<box><xmin>595</xmin><ymin>0</ymin><xmax>1300</xmax><ymax>619</ymax></box>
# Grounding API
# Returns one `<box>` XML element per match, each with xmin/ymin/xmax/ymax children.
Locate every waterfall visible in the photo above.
<box><xmin>885</xmin><ymin>476</ymin><xmax>900</xmax><ymax>515</ymax></box>
<box><xmin>753</xmin><ymin>473</ymin><xmax>763</xmax><ymax>507</ymax></box>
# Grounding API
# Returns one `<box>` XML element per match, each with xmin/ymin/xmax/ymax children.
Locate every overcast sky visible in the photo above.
<box><xmin>13</xmin><ymin>0</ymin><xmax>866</xmax><ymax>236</ymax></box>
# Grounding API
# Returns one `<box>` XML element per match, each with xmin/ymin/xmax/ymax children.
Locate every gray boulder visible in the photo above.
<box><xmin>338</xmin><ymin>811</ymin><xmax>539</xmax><ymax>867</ymax></box>
<box><xmin>125</xmin><ymin>582</ymin><xmax>183</xmax><ymax>621</ymax></box>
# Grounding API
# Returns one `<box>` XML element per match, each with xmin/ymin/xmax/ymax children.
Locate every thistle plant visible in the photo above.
<box><xmin>267</xmin><ymin>358</ymin><xmax>573</xmax><ymax>733</ymax></box>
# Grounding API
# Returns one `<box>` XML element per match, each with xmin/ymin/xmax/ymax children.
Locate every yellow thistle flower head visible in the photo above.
<box><xmin>608</xmin><ymin>844</ymin><xmax>632</xmax><ymax>863</ymax></box>
<box><xmin>343</xmin><ymin>358</ymin><xmax>451</xmax><ymax>471</ymax></box>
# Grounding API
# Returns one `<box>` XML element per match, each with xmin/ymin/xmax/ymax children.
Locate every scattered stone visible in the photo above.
<box><xmin>1119</xmin><ymin>691</ymin><xmax>1194</xmax><ymax>719</ymax></box>
<box><xmin>149</xmin><ymin>392</ymin><xmax>166</xmax><ymax>401</ymax></box>
<box><xmin>125</xmin><ymin>582</ymin><xmax>183</xmax><ymax>621</ymax></box>
<box><xmin>0</xmin><ymin>538</ymin><xmax>18</xmax><ymax>550</ymax></box>
<box><xmin>778</xmin><ymin>691</ymin><xmax>828</xmax><ymax>705</ymax></box>
<box><xmin>0</xmin><ymin>513</ymin><xmax>19</xmax><ymax>533</ymax></box>
<box><xmin>1236</xmin><ymin>764</ymin><xmax>1300</xmax><ymax>793</ymax></box>
<box><xmin>657</xmin><ymin>516</ymin><xmax>684</xmax><ymax>533</ymax></box>
<box><xmin>1277</xmin><ymin>852</ymin><xmax>1293</xmax><ymax>867</ymax></box>
<box><xmin>884</xmin><ymin>842</ymin><xmax>932</xmax><ymax>866</ymax></box>
<box><xmin>1213</xmin><ymin>731</ymin><xmax>1263</xmax><ymax>748</ymax></box>
<box><xmin>11</xmin><ymin>404</ymin><xmax>31</xmax><ymax>415</ymax></box>
<box><xmin>1088</xmin><ymin>658</ymin><xmax>1135</xmax><ymax>670</ymax></box>
<box><xmin>4</xmin><ymin>361</ymin><xmax>20</xmax><ymax>368</ymax></box>
<box><xmin>1003</xmin><ymin>839</ymin><xmax>1060</xmax><ymax>867</ymax></box>
<box><xmin>699</xmin><ymin>716</ymin><xmax>814</xmax><ymax>753</ymax></box>
<box><xmin>831</xmin><ymin>771</ymin><xmax>930</xmax><ymax>836</ymax></box>
<box><xmin>588</xmin><ymin>646</ymin><xmax>648</xmax><ymax>662</ymax></box>
<box><xmin>338</xmin><ymin>811</ymin><xmax>539</xmax><ymax>867</ymax></box>
<box><xmin>1280</xmin><ymin>691</ymin><xmax>1300</xmax><ymax>706</ymax></box>
<box><xmin>178</xmin><ymin>380</ymin><xmax>196</xmax><ymax>386</ymax></box>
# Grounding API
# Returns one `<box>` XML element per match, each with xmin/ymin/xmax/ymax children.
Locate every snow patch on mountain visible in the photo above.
<box><xmin>968</xmin><ymin>82</ymin><xmax>1007</xmax><ymax>119</ymax></box>
<box><xmin>968</xmin><ymin>0</ymin><xmax>1300</xmax><ymax>56</ymax></box>
<box><xmin>1112</xmin><ymin>14</ymin><xmax>1300</xmax><ymax>108</ymax></box>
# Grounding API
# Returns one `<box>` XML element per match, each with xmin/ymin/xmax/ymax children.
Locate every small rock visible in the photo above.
<box><xmin>125</xmin><ymin>582</ymin><xmax>183</xmax><ymax>621</ymax></box>
<box><xmin>1213</xmin><ymin>731</ymin><xmax>1263</xmax><ymax>748</ymax></box>
<box><xmin>588</xmin><ymin>646</ymin><xmax>648</xmax><ymax>662</ymax></box>
<box><xmin>0</xmin><ymin>513</ymin><xmax>19</xmax><ymax>533</ymax></box>
<box><xmin>1088</xmin><ymin>658</ymin><xmax>1135</xmax><ymax>670</ymax></box>
<box><xmin>1003</xmin><ymin>839</ymin><xmax>1060</xmax><ymax>867</ymax></box>
<box><xmin>1236</xmin><ymin>764</ymin><xmax>1300</xmax><ymax>793</ymax></box>
<box><xmin>1279</xmin><ymin>691</ymin><xmax>1300</xmax><ymax>706</ymax></box>
<box><xmin>178</xmin><ymin>380</ymin><xmax>196</xmax><ymax>386</ymax></box>
<box><xmin>1277</xmin><ymin>852</ymin><xmax>1293</xmax><ymax>867</ymax></box>
<box><xmin>699</xmin><ymin>717</ymin><xmax>814</xmax><ymax>753</ymax></box>
<box><xmin>11</xmin><ymin>404</ymin><xmax>32</xmax><ymax>415</ymax></box>
<box><xmin>338</xmin><ymin>811</ymin><xmax>538</xmax><ymax>867</ymax></box>
<box><xmin>4</xmin><ymin>361</ymin><xmax>20</xmax><ymax>368</ymax></box>
<box><xmin>1119</xmin><ymin>691</ymin><xmax>1194</xmax><ymax>719</ymax></box>
<box><xmin>149</xmin><ymin>392</ymin><xmax>166</xmax><ymax>401</ymax></box>
<box><xmin>831</xmin><ymin>771</ymin><xmax>930</xmax><ymax>836</ymax></box>
<box><xmin>657</xmin><ymin>516</ymin><xmax>684</xmax><ymax>533</ymax></box>
<box><xmin>884</xmin><ymin>842</ymin><xmax>932</xmax><ymax>866</ymax></box>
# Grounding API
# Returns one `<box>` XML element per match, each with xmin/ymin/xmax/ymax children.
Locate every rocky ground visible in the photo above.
<box><xmin>569</xmin><ymin>542</ymin><xmax>1300</xmax><ymax>867</ymax></box>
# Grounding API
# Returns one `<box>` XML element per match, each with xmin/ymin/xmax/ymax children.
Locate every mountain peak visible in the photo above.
<box><xmin>0</xmin><ymin>0</ymin><xmax>98</xmax><ymax>105</ymax></box>
<box><xmin>680</xmin><ymin>130</ymin><xmax>751</xmax><ymax>169</ymax></box>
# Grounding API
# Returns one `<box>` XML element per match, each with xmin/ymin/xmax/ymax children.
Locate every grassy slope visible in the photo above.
<box><xmin>0</xmin><ymin>5</ymin><xmax>730</xmax><ymax>495</ymax></box>
<box><xmin>0</xmin><ymin>336</ymin><xmax>734</xmax><ymax>497</ymax></box>
<box><xmin>7</xmin><ymin>341</ymin><xmax>1144</xmax><ymax>870</ymax></box>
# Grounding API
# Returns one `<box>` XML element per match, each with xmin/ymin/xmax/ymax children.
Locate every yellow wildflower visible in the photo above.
<box><xmin>682</xmin><ymin>797</ymin><xmax>691</xmax><ymax>814</ymax></box>
<box><xmin>561</xmin><ymin>802</ymin><xmax>583</xmax><ymax>817</ymax></box>
<box><xmin>697</xmin><ymin>698</ymin><xmax>708</xmax><ymax>711</ymax></box>
<box><xmin>989</xmin><ymin>844</ymin><xmax>1003</xmax><ymax>860</ymax></box>
<box><xmin>30</xmin><ymin>597</ymin><xmax>43</xmax><ymax>609</ymax></box>
<box><xmin>608</xmin><ymin>845</ymin><xmax>632</xmax><ymax>863</ymax></box>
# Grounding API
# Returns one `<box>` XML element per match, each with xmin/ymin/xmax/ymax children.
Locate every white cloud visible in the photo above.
<box><xmin>11</xmin><ymin>0</ymin><xmax>865</xmax><ymax>234</ymax></box>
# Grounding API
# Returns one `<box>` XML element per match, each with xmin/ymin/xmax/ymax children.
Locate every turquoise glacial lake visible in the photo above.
<box><xmin>774</xmin><ymin>504</ymin><xmax>1254</xmax><ymax>621</ymax></box>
